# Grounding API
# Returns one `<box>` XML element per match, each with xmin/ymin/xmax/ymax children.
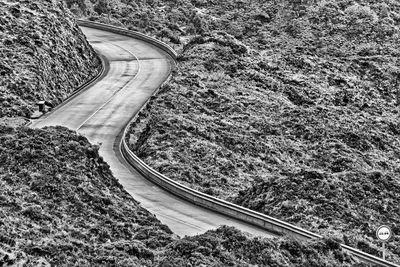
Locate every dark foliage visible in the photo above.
<box><xmin>0</xmin><ymin>126</ymin><xmax>173</xmax><ymax>266</ymax></box>
<box><xmin>157</xmin><ymin>226</ymin><xmax>364</xmax><ymax>267</ymax></box>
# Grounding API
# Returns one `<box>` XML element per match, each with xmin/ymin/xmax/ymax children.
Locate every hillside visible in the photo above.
<box><xmin>157</xmin><ymin>226</ymin><xmax>364</xmax><ymax>267</ymax></box>
<box><xmin>0</xmin><ymin>0</ymin><xmax>100</xmax><ymax>119</ymax></box>
<box><xmin>78</xmin><ymin>0</ymin><xmax>400</xmax><ymax>262</ymax></box>
<box><xmin>0</xmin><ymin>0</ymin><xmax>373</xmax><ymax>265</ymax></box>
<box><xmin>0</xmin><ymin>126</ymin><xmax>366</xmax><ymax>266</ymax></box>
<box><xmin>0</xmin><ymin>126</ymin><xmax>174</xmax><ymax>266</ymax></box>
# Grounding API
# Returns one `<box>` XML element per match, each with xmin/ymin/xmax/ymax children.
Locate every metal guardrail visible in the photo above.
<box><xmin>77</xmin><ymin>20</ymin><xmax>177</xmax><ymax>60</ymax></box>
<box><xmin>121</xmin><ymin>140</ymin><xmax>400</xmax><ymax>267</ymax></box>
<box><xmin>79</xmin><ymin>20</ymin><xmax>400</xmax><ymax>267</ymax></box>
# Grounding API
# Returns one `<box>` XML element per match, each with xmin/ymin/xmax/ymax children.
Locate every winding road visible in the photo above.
<box><xmin>31</xmin><ymin>26</ymin><xmax>272</xmax><ymax>238</ymax></box>
<box><xmin>27</xmin><ymin>24</ymin><xmax>400</xmax><ymax>267</ymax></box>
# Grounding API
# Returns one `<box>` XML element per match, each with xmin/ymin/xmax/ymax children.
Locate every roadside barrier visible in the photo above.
<box><xmin>121</xmin><ymin>131</ymin><xmax>398</xmax><ymax>267</ymax></box>
<box><xmin>77</xmin><ymin>20</ymin><xmax>177</xmax><ymax>60</ymax></box>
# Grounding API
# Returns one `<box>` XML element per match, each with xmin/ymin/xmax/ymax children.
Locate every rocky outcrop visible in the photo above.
<box><xmin>0</xmin><ymin>0</ymin><xmax>100</xmax><ymax>118</ymax></box>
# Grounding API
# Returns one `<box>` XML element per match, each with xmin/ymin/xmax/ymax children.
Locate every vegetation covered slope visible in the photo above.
<box><xmin>0</xmin><ymin>0</ymin><xmax>100</xmax><ymax>118</ymax></box>
<box><xmin>75</xmin><ymin>0</ymin><xmax>400</xmax><ymax>262</ymax></box>
<box><xmin>0</xmin><ymin>126</ymin><xmax>174</xmax><ymax>266</ymax></box>
<box><xmin>0</xmin><ymin>126</ymin><xmax>365</xmax><ymax>267</ymax></box>
<box><xmin>0</xmin><ymin>1</ymin><xmax>370</xmax><ymax>265</ymax></box>
<box><xmin>157</xmin><ymin>226</ymin><xmax>365</xmax><ymax>267</ymax></box>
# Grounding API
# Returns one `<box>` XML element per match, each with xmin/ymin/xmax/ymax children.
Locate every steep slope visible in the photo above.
<box><xmin>0</xmin><ymin>1</ymin><xmax>368</xmax><ymax>265</ymax></box>
<box><xmin>0</xmin><ymin>126</ymin><xmax>365</xmax><ymax>266</ymax></box>
<box><xmin>83</xmin><ymin>0</ymin><xmax>400</xmax><ymax>261</ymax></box>
<box><xmin>0</xmin><ymin>126</ymin><xmax>174</xmax><ymax>266</ymax></box>
<box><xmin>157</xmin><ymin>226</ymin><xmax>362</xmax><ymax>267</ymax></box>
<box><xmin>0</xmin><ymin>0</ymin><xmax>100</xmax><ymax>118</ymax></box>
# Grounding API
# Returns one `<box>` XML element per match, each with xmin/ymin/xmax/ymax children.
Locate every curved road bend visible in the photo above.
<box><xmin>31</xmin><ymin>27</ymin><xmax>273</xmax><ymax>238</ymax></box>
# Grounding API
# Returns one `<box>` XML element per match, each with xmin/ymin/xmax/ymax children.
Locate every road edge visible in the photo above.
<box><xmin>26</xmin><ymin>52</ymin><xmax>107</xmax><ymax>127</ymax></box>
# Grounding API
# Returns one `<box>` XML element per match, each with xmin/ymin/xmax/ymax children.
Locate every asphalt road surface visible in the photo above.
<box><xmin>31</xmin><ymin>26</ymin><xmax>273</xmax><ymax>238</ymax></box>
